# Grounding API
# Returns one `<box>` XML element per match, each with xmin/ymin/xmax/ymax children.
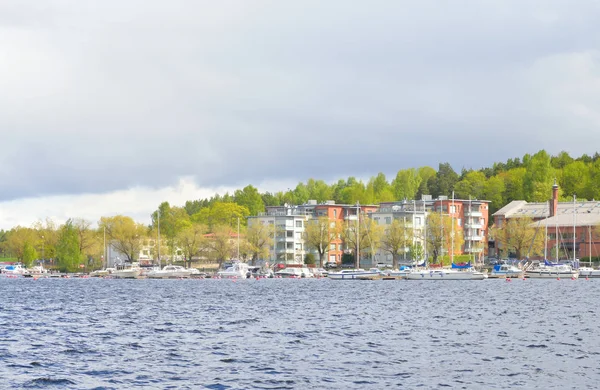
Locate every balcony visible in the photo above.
<box><xmin>465</xmin><ymin>235</ymin><xmax>484</xmax><ymax>241</ymax></box>
<box><xmin>465</xmin><ymin>222</ymin><xmax>483</xmax><ymax>229</ymax></box>
<box><xmin>464</xmin><ymin>211</ymin><xmax>483</xmax><ymax>217</ymax></box>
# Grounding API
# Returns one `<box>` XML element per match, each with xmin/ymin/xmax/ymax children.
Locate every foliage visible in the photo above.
<box><xmin>56</xmin><ymin>219</ymin><xmax>84</xmax><ymax>272</ymax></box>
<box><xmin>342</xmin><ymin>215</ymin><xmax>383</xmax><ymax>267</ymax></box>
<box><xmin>303</xmin><ymin>217</ymin><xmax>341</xmax><ymax>268</ymax></box>
<box><xmin>208</xmin><ymin>225</ymin><xmax>236</xmax><ymax>267</ymax></box>
<box><xmin>425</xmin><ymin>212</ymin><xmax>453</xmax><ymax>264</ymax></box>
<box><xmin>304</xmin><ymin>253</ymin><xmax>316</xmax><ymax>265</ymax></box>
<box><xmin>341</xmin><ymin>253</ymin><xmax>354</xmax><ymax>265</ymax></box>
<box><xmin>380</xmin><ymin>219</ymin><xmax>414</xmax><ymax>269</ymax></box>
<box><xmin>22</xmin><ymin>242</ymin><xmax>38</xmax><ymax>267</ymax></box>
<box><xmin>246</xmin><ymin>220</ymin><xmax>275</xmax><ymax>265</ymax></box>
<box><xmin>99</xmin><ymin>215</ymin><xmax>147</xmax><ymax>263</ymax></box>
<box><xmin>491</xmin><ymin>217</ymin><xmax>543</xmax><ymax>259</ymax></box>
<box><xmin>176</xmin><ymin>223</ymin><xmax>208</xmax><ymax>267</ymax></box>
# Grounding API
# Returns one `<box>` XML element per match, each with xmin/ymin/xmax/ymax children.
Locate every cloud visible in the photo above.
<box><xmin>1</xmin><ymin>0</ymin><xmax>600</xmax><ymax>223</ymax></box>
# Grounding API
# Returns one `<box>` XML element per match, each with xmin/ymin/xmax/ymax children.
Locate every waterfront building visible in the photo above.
<box><xmin>492</xmin><ymin>182</ymin><xmax>600</xmax><ymax>261</ymax></box>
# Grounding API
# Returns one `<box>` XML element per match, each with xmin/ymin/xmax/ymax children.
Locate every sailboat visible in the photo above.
<box><xmin>406</xmin><ymin>193</ymin><xmax>486</xmax><ymax>280</ymax></box>
<box><xmin>525</xmin><ymin>194</ymin><xmax>578</xmax><ymax>279</ymax></box>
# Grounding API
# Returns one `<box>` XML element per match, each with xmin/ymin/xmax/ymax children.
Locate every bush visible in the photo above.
<box><xmin>304</xmin><ymin>253</ymin><xmax>316</xmax><ymax>265</ymax></box>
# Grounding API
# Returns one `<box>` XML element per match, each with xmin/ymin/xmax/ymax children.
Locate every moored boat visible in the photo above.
<box><xmin>489</xmin><ymin>263</ymin><xmax>523</xmax><ymax>279</ymax></box>
<box><xmin>147</xmin><ymin>265</ymin><xmax>193</xmax><ymax>279</ymax></box>
<box><xmin>524</xmin><ymin>261</ymin><xmax>578</xmax><ymax>279</ymax></box>
<box><xmin>327</xmin><ymin>269</ymin><xmax>381</xmax><ymax>280</ymax></box>
<box><xmin>112</xmin><ymin>262</ymin><xmax>142</xmax><ymax>279</ymax></box>
<box><xmin>217</xmin><ymin>262</ymin><xmax>250</xmax><ymax>279</ymax></box>
<box><xmin>405</xmin><ymin>268</ymin><xmax>486</xmax><ymax>280</ymax></box>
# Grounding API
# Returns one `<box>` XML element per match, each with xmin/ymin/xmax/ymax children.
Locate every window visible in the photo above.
<box><xmin>385</xmin><ymin>217</ymin><xmax>392</xmax><ymax>224</ymax></box>
<box><xmin>296</xmin><ymin>243</ymin><xmax>302</xmax><ymax>251</ymax></box>
<box><xmin>415</xmin><ymin>217</ymin><xmax>421</xmax><ymax>226</ymax></box>
<box><xmin>330</xmin><ymin>243</ymin><xmax>336</xmax><ymax>250</ymax></box>
<box><xmin>286</xmin><ymin>230</ymin><xmax>293</xmax><ymax>238</ymax></box>
<box><xmin>334</xmin><ymin>209</ymin><xmax>337</xmax><ymax>218</ymax></box>
<box><xmin>296</xmin><ymin>232</ymin><xmax>302</xmax><ymax>240</ymax></box>
<box><xmin>457</xmin><ymin>218</ymin><xmax>461</xmax><ymax>227</ymax></box>
<box><xmin>450</xmin><ymin>205</ymin><xmax>456</xmax><ymax>213</ymax></box>
<box><xmin>286</xmin><ymin>242</ymin><xmax>293</xmax><ymax>249</ymax></box>
<box><xmin>296</xmin><ymin>220</ymin><xmax>303</xmax><ymax>228</ymax></box>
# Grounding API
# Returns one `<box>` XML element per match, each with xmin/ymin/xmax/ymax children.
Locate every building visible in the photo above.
<box><xmin>248</xmin><ymin>200</ymin><xmax>379</xmax><ymax>265</ymax></box>
<box><xmin>492</xmin><ymin>182</ymin><xmax>600</xmax><ymax>260</ymax></box>
<box><xmin>371</xmin><ymin>195</ymin><xmax>490</xmax><ymax>265</ymax></box>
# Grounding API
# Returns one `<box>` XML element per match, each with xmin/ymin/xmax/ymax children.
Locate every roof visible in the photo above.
<box><xmin>534</xmin><ymin>212</ymin><xmax>600</xmax><ymax>228</ymax></box>
<box><xmin>494</xmin><ymin>200</ymin><xmax>600</xmax><ymax>219</ymax></box>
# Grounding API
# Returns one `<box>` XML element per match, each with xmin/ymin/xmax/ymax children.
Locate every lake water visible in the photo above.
<box><xmin>1</xmin><ymin>277</ymin><xmax>599</xmax><ymax>389</ymax></box>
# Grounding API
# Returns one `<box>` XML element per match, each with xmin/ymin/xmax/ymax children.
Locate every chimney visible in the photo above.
<box><xmin>549</xmin><ymin>180</ymin><xmax>559</xmax><ymax>217</ymax></box>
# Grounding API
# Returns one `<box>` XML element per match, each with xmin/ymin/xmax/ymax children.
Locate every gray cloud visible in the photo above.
<box><xmin>1</xmin><ymin>0</ymin><xmax>600</xmax><ymax>201</ymax></box>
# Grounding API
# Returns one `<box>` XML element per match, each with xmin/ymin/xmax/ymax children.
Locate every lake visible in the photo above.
<box><xmin>0</xmin><ymin>277</ymin><xmax>598</xmax><ymax>389</ymax></box>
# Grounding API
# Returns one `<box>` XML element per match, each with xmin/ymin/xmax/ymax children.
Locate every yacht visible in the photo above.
<box><xmin>147</xmin><ymin>265</ymin><xmax>193</xmax><ymax>279</ymax></box>
<box><xmin>274</xmin><ymin>267</ymin><xmax>314</xmax><ymax>278</ymax></box>
<box><xmin>327</xmin><ymin>269</ymin><xmax>381</xmax><ymax>280</ymax></box>
<box><xmin>217</xmin><ymin>262</ymin><xmax>251</xmax><ymax>279</ymax></box>
<box><xmin>524</xmin><ymin>261</ymin><xmax>579</xmax><ymax>279</ymax></box>
<box><xmin>578</xmin><ymin>267</ymin><xmax>600</xmax><ymax>278</ymax></box>
<box><xmin>405</xmin><ymin>268</ymin><xmax>486</xmax><ymax>280</ymax></box>
<box><xmin>1</xmin><ymin>264</ymin><xmax>27</xmax><ymax>277</ymax></box>
<box><xmin>489</xmin><ymin>263</ymin><xmax>523</xmax><ymax>278</ymax></box>
<box><xmin>112</xmin><ymin>262</ymin><xmax>142</xmax><ymax>279</ymax></box>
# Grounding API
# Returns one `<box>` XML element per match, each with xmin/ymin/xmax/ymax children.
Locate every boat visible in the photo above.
<box><xmin>405</xmin><ymin>267</ymin><xmax>487</xmax><ymax>280</ymax></box>
<box><xmin>524</xmin><ymin>260</ymin><xmax>579</xmax><ymax>279</ymax></box>
<box><xmin>112</xmin><ymin>262</ymin><xmax>142</xmax><ymax>279</ymax></box>
<box><xmin>1</xmin><ymin>264</ymin><xmax>27</xmax><ymax>277</ymax></box>
<box><xmin>217</xmin><ymin>262</ymin><xmax>251</xmax><ymax>279</ymax></box>
<box><xmin>23</xmin><ymin>265</ymin><xmax>49</xmax><ymax>278</ymax></box>
<box><xmin>147</xmin><ymin>265</ymin><xmax>193</xmax><ymax>279</ymax></box>
<box><xmin>489</xmin><ymin>263</ymin><xmax>523</xmax><ymax>278</ymax></box>
<box><xmin>327</xmin><ymin>269</ymin><xmax>381</xmax><ymax>280</ymax></box>
<box><xmin>385</xmin><ymin>265</ymin><xmax>412</xmax><ymax>279</ymax></box>
<box><xmin>89</xmin><ymin>268</ymin><xmax>115</xmax><ymax>277</ymax></box>
<box><xmin>274</xmin><ymin>267</ymin><xmax>314</xmax><ymax>278</ymax></box>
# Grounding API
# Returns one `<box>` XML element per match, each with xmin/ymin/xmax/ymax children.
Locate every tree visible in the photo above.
<box><xmin>208</xmin><ymin>225</ymin><xmax>236</xmax><ymax>267</ymax></box>
<box><xmin>523</xmin><ymin>150</ymin><xmax>554</xmax><ymax>202</ymax></box>
<box><xmin>246</xmin><ymin>220</ymin><xmax>275</xmax><ymax>265</ymax></box>
<box><xmin>55</xmin><ymin>219</ymin><xmax>84</xmax><ymax>272</ymax></box>
<box><xmin>491</xmin><ymin>216</ymin><xmax>543</xmax><ymax>259</ymax></box>
<box><xmin>454</xmin><ymin>171</ymin><xmax>486</xmax><ymax>200</ymax></box>
<box><xmin>304</xmin><ymin>253</ymin><xmax>316</xmax><ymax>265</ymax></box>
<box><xmin>3</xmin><ymin>226</ymin><xmax>37</xmax><ymax>262</ymax></box>
<box><xmin>380</xmin><ymin>219</ymin><xmax>414</xmax><ymax>269</ymax></box>
<box><xmin>392</xmin><ymin>168</ymin><xmax>422</xmax><ymax>200</ymax></box>
<box><xmin>191</xmin><ymin>202</ymin><xmax>249</xmax><ymax>231</ymax></box>
<box><xmin>22</xmin><ymin>242</ymin><xmax>38</xmax><ymax>267</ymax></box>
<box><xmin>234</xmin><ymin>185</ymin><xmax>265</xmax><ymax>216</ymax></box>
<box><xmin>151</xmin><ymin>202</ymin><xmax>192</xmax><ymax>260</ymax></box>
<box><xmin>176</xmin><ymin>223</ymin><xmax>208</xmax><ymax>268</ymax></box>
<box><xmin>99</xmin><ymin>215</ymin><xmax>147</xmax><ymax>263</ymax></box>
<box><xmin>303</xmin><ymin>217</ymin><xmax>341</xmax><ymax>268</ymax></box>
<box><xmin>562</xmin><ymin>161</ymin><xmax>590</xmax><ymax>200</ymax></box>
<box><xmin>408</xmin><ymin>242</ymin><xmax>424</xmax><ymax>262</ymax></box>
<box><xmin>342</xmin><ymin>215</ymin><xmax>383</xmax><ymax>267</ymax></box>
<box><xmin>306</xmin><ymin>179</ymin><xmax>333</xmax><ymax>202</ymax></box>
<box><xmin>425</xmin><ymin>212</ymin><xmax>453</xmax><ymax>264</ymax></box>
<box><xmin>430</xmin><ymin>163</ymin><xmax>459</xmax><ymax>198</ymax></box>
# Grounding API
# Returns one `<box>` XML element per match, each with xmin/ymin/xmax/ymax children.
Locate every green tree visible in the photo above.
<box><xmin>191</xmin><ymin>202</ymin><xmax>249</xmax><ymax>231</ymax></box>
<box><xmin>392</xmin><ymin>168</ymin><xmax>422</xmax><ymax>200</ymax></box>
<box><xmin>342</xmin><ymin>215</ymin><xmax>383</xmax><ymax>267</ymax></box>
<box><xmin>430</xmin><ymin>162</ymin><xmax>459</xmax><ymax>198</ymax></box>
<box><xmin>99</xmin><ymin>215</ymin><xmax>147</xmax><ymax>263</ymax></box>
<box><xmin>491</xmin><ymin>216</ymin><xmax>543</xmax><ymax>259</ymax></box>
<box><xmin>523</xmin><ymin>150</ymin><xmax>555</xmax><ymax>202</ymax></box>
<box><xmin>425</xmin><ymin>212</ymin><xmax>453</xmax><ymax>264</ymax></box>
<box><xmin>209</xmin><ymin>225</ymin><xmax>237</xmax><ymax>268</ymax></box>
<box><xmin>483</xmin><ymin>175</ymin><xmax>506</xmax><ymax>216</ymax></box>
<box><xmin>380</xmin><ymin>219</ymin><xmax>414</xmax><ymax>269</ymax></box>
<box><xmin>22</xmin><ymin>242</ymin><xmax>38</xmax><ymax>267</ymax></box>
<box><xmin>562</xmin><ymin>161</ymin><xmax>590</xmax><ymax>200</ymax></box>
<box><xmin>56</xmin><ymin>219</ymin><xmax>84</xmax><ymax>272</ymax></box>
<box><xmin>234</xmin><ymin>185</ymin><xmax>265</xmax><ymax>216</ymax></box>
<box><xmin>246</xmin><ymin>220</ymin><xmax>275</xmax><ymax>265</ymax></box>
<box><xmin>176</xmin><ymin>223</ymin><xmax>208</xmax><ymax>268</ymax></box>
<box><xmin>454</xmin><ymin>171</ymin><xmax>486</xmax><ymax>200</ymax></box>
<box><xmin>306</xmin><ymin>179</ymin><xmax>333</xmax><ymax>202</ymax></box>
<box><xmin>304</xmin><ymin>253</ymin><xmax>316</xmax><ymax>265</ymax></box>
<box><xmin>303</xmin><ymin>217</ymin><xmax>341</xmax><ymax>268</ymax></box>
<box><xmin>416</xmin><ymin>166</ymin><xmax>436</xmax><ymax>198</ymax></box>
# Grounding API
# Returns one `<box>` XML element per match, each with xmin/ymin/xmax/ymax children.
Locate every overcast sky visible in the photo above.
<box><xmin>1</xmin><ymin>0</ymin><xmax>599</xmax><ymax>229</ymax></box>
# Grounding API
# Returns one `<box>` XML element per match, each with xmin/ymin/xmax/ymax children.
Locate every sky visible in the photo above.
<box><xmin>1</xmin><ymin>0</ymin><xmax>599</xmax><ymax>229</ymax></box>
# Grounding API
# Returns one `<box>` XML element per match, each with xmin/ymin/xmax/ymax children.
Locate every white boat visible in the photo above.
<box><xmin>524</xmin><ymin>261</ymin><xmax>579</xmax><ymax>279</ymax></box>
<box><xmin>405</xmin><ymin>268</ymin><xmax>487</xmax><ymax>280</ymax></box>
<box><xmin>578</xmin><ymin>267</ymin><xmax>600</xmax><ymax>278</ymax></box>
<box><xmin>489</xmin><ymin>263</ymin><xmax>523</xmax><ymax>278</ymax></box>
<box><xmin>217</xmin><ymin>262</ymin><xmax>250</xmax><ymax>279</ymax></box>
<box><xmin>2</xmin><ymin>264</ymin><xmax>27</xmax><ymax>277</ymax></box>
<box><xmin>112</xmin><ymin>262</ymin><xmax>142</xmax><ymax>279</ymax></box>
<box><xmin>274</xmin><ymin>267</ymin><xmax>315</xmax><ymax>278</ymax></box>
<box><xmin>327</xmin><ymin>269</ymin><xmax>381</xmax><ymax>280</ymax></box>
<box><xmin>147</xmin><ymin>265</ymin><xmax>193</xmax><ymax>279</ymax></box>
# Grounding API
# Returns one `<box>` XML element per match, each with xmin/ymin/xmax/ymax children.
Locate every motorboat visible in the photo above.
<box><xmin>147</xmin><ymin>265</ymin><xmax>193</xmax><ymax>279</ymax></box>
<box><xmin>89</xmin><ymin>268</ymin><xmax>115</xmax><ymax>277</ymax></box>
<box><xmin>405</xmin><ymin>268</ymin><xmax>487</xmax><ymax>280</ymax></box>
<box><xmin>327</xmin><ymin>269</ymin><xmax>381</xmax><ymax>280</ymax></box>
<box><xmin>112</xmin><ymin>262</ymin><xmax>142</xmax><ymax>279</ymax></box>
<box><xmin>2</xmin><ymin>264</ymin><xmax>27</xmax><ymax>277</ymax></box>
<box><xmin>489</xmin><ymin>263</ymin><xmax>523</xmax><ymax>279</ymax></box>
<box><xmin>217</xmin><ymin>262</ymin><xmax>251</xmax><ymax>279</ymax></box>
<box><xmin>577</xmin><ymin>267</ymin><xmax>600</xmax><ymax>278</ymax></box>
<box><xmin>524</xmin><ymin>261</ymin><xmax>579</xmax><ymax>279</ymax></box>
<box><xmin>384</xmin><ymin>266</ymin><xmax>412</xmax><ymax>279</ymax></box>
<box><xmin>274</xmin><ymin>267</ymin><xmax>314</xmax><ymax>278</ymax></box>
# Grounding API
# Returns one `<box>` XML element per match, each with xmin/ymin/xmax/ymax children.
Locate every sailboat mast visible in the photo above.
<box><xmin>356</xmin><ymin>202</ymin><xmax>360</xmax><ymax>269</ymax></box>
<box><xmin>573</xmin><ymin>194</ymin><xmax>576</xmax><ymax>263</ymax></box>
<box><xmin>423</xmin><ymin>199</ymin><xmax>427</xmax><ymax>264</ymax></box>
<box><xmin>451</xmin><ymin>192</ymin><xmax>454</xmax><ymax>264</ymax></box>
<box><xmin>157</xmin><ymin>210</ymin><xmax>161</xmax><ymax>268</ymax></box>
<box><xmin>237</xmin><ymin>217</ymin><xmax>240</xmax><ymax>260</ymax></box>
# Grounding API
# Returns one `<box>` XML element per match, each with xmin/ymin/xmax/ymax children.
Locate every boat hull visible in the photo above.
<box><xmin>328</xmin><ymin>271</ymin><xmax>381</xmax><ymax>280</ymax></box>
<box><xmin>525</xmin><ymin>271</ymin><xmax>579</xmax><ymax>279</ymax></box>
<box><xmin>405</xmin><ymin>270</ymin><xmax>486</xmax><ymax>280</ymax></box>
